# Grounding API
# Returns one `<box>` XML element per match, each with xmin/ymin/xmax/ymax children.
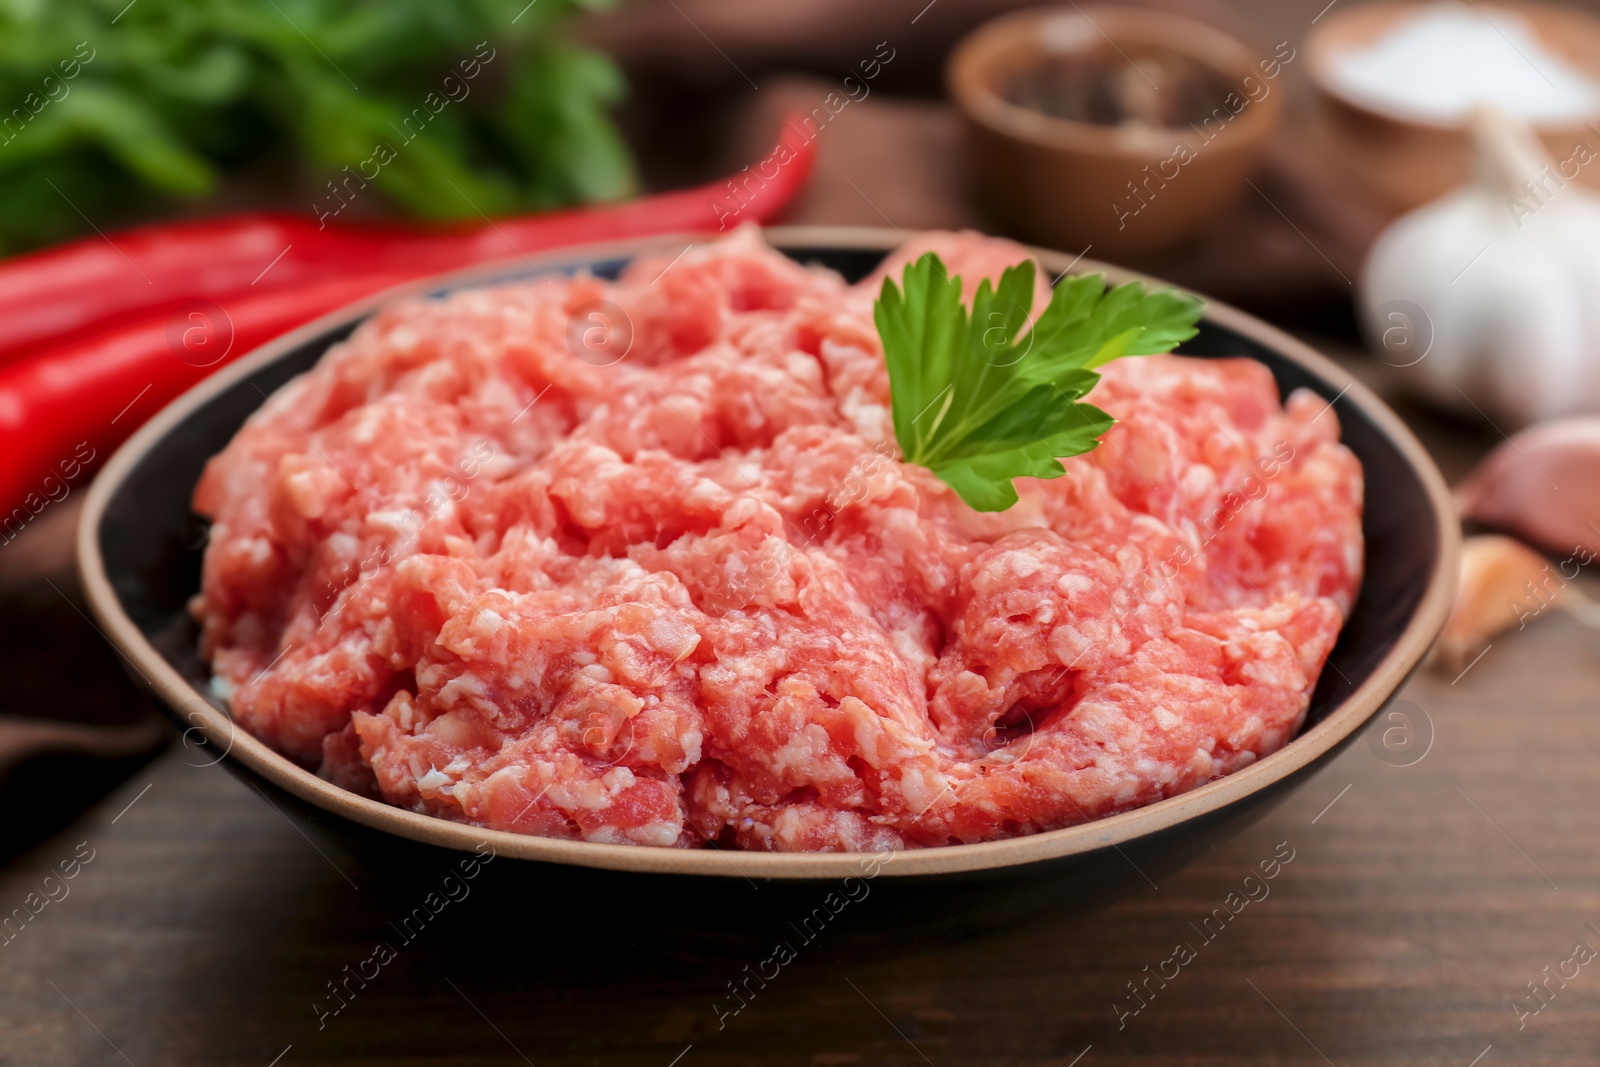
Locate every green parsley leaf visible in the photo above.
<box><xmin>875</xmin><ymin>252</ymin><xmax>1203</xmax><ymax>512</ymax></box>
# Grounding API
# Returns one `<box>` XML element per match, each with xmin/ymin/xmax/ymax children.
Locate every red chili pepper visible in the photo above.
<box><xmin>0</xmin><ymin>272</ymin><xmax>417</xmax><ymax>535</ymax></box>
<box><xmin>0</xmin><ymin>117</ymin><xmax>815</xmax><ymax>364</ymax></box>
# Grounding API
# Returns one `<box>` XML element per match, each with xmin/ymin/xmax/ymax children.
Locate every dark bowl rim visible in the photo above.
<box><xmin>76</xmin><ymin>224</ymin><xmax>1460</xmax><ymax>880</ymax></box>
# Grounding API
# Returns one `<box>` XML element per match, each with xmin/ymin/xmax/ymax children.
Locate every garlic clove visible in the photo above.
<box><xmin>1432</xmin><ymin>534</ymin><xmax>1600</xmax><ymax>671</ymax></box>
<box><xmin>1455</xmin><ymin>416</ymin><xmax>1600</xmax><ymax>556</ymax></box>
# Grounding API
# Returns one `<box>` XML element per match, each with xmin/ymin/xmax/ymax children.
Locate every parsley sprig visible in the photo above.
<box><xmin>874</xmin><ymin>253</ymin><xmax>1203</xmax><ymax>511</ymax></box>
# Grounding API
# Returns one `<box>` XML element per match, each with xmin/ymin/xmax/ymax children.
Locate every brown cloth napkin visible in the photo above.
<box><xmin>0</xmin><ymin>500</ymin><xmax>167</xmax><ymax>860</ymax></box>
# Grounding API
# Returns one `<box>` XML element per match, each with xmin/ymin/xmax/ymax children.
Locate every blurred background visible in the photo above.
<box><xmin>8</xmin><ymin>1</ymin><xmax>1600</xmax><ymax>1063</ymax></box>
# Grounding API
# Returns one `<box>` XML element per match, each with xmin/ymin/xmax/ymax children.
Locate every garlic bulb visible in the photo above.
<box><xmin>1360</xmin><ymin>108</ymin><xmax>1600</xmax><ymax>425</ymax></box>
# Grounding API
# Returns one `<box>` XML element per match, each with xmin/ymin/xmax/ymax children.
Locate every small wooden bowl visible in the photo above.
<box><xmin>76</xmin><ymin>228</ymin><xmax>1455</xmax><ymax>916</ymax></box>
<box><xmin>1307</xmin><ymin>1</ymin><xmax>1600</xmax><ymax>213</ymax></box>
<box><xmin>948</xmin><ymin>6</ymin><xmax>1286</xmax><ymax>256</ymax></box>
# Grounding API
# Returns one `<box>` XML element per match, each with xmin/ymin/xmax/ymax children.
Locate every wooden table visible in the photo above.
<box><xmin>6</xmin><ymin>21</ymin><xmax>1600</xmax><ymax>1063</ymax></box>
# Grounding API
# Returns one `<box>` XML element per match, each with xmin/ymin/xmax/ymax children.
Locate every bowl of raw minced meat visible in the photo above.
<box><xmin>78</xmin><ymin>225</ymin><xmax>1456</xmax><ymax>897</ymax></box>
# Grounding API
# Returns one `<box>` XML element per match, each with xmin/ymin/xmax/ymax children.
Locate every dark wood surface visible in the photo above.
<box><xmin>7</xmin><ymin>2</ymin><xmax>1600</xmax><ymax>1061</ymax></box>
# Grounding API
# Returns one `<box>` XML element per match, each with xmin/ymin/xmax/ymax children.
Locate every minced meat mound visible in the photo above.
<box><xmin>192</xmin><ymin>228</ymin><xmax>1363</xmax><ymax>851</ymax></box>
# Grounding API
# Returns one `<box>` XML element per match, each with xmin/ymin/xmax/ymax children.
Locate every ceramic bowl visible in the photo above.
<box><xmin>1306</xmin><ymin>0</ymin><xmax>1600</xmax><ymax>214</ymax></box>
<box><xmin>76</xmin><ymin>227</ymin><xmax>1456</xmax><ymax>922</ymax></box>
<box><xmin>948</xmin><ymin>6</ymin><xmax>1286</xmax><ymax>255</ymax></box>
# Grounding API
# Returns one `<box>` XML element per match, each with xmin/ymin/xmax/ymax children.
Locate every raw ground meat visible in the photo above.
<box><xmin>192</xmin><ymin>227</ymin><xmax>1364</xmax><ymax>852</ymax></box>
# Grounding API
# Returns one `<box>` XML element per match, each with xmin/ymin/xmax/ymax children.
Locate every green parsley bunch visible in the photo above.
<box><xmin>0</xmin><ymin>0</ymin><xmax>635</xmax><ymax>250</ymax></box>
